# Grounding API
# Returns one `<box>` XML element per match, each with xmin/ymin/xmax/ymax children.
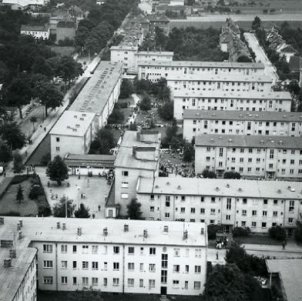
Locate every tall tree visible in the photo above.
<box><xmin>46</xmin><ymin>155</ymin><xmax>69</xmax><ymax>186</ymax></box>
<box><xmin>74</xmin><ymin>203</ymin><xmax>91</xmax><ymax>218</ymax></box>
<box><xmin>16</xmin><ymin>184</ymin><xmax>24</xmax><ymax>204</ymax></box>
<box><xmin>53</xmin><ymin>196</ymin><xmax>75</xmax><ymax>218</ymax></box>
<box><xmin>127</xmin><ymin>198</ymin><xmax>142</xmax><ymax>220</ymax></box>
<box><xmin>0</xmin><ymin>122</ymin><xmax>26</xmax><ymax>150</ymax></box>
<box><xmin>0</xmin><ymin>143</ymin><xmax>12</xmax><ymax>163</ymax></box>
<box><xmin>89</xmin><ymin>128</ymin><xmax>115</xmax><ymax>154</ymax></box>
<box><xmin>251</xmin><ymin>16</ymin><xmax>262</xmax><ymax>31</ymax></box>
<box><xmin>119</xmin><ymin>79</ymin><xmax>134</xmax><ymax>99</ymax></box>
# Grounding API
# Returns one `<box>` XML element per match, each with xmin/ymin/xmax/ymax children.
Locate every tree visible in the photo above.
<box><xmin>74</xmin><ymin>203</ymin><xmax>91</xmax><ymax>218</ymax></box>
<box><xmin>107</xmin><ymin>107</ymin><xmax>124</xmax><ymax>124</ymax></box>
<box><xmin>55</xmin><ymin>56</ymin><xmax>83</xmax><ymax>86</ymax></box>
<box><xmin>127</xmin><ymin>198</ymin><xmax>142</xmax><ymax>219</ymax></box>
<box><xmin>13</xmin><ymin>152</ymin><xmax>24</xmax><ymax>173</ymax></box>
<box><xmin>295</xmin><ymin>221</ymin><xmax>302</xmax><ymax>243</ymax></box>
<box><xmin>30</xmin><ymin>116</ymin><xmax>37</xmax><ymax>133</ymax></box>
<box><xmin>224</xmin><ymin>171</ymin><xmax>241</xmax><ymax>179</ymax></box>
<box><xmin>0</xmin><ymin>123</ymin><xmax>26</xmax><ymax>150</ymax></box>
<box><xmin>158</xmin><ymin>101</ymin><xmax>174</xmax><ymax>121</ymax></box>
<box><xmin>89</xmin><ymin>128</ymin><xmax>115</xmax><ymax>154</ymax></box>
<box><xmin>183</xmin><ymin>142</ymin><xmax>194</xmax><ymax>162</ymax></box>
<box><xmin>208</xmin><ymin>224</ymin><xmax>223</xmax><ymax>240</ymax></box>
<box><xmin>16</xmin><ymin>184</ymin><xmax>24</xmax><ymax>204</ymax></box>
<box><xmin>202</xmin><ymin>169</ymin><xmax>217</xmax><ymax>178</ymax></box>
<box><xmin>53</xmin><ymin>196</ymin><xmax>75</xmax><ymax>218</ymax></box>
<box><xmin>139</xmin><ymin>94</ymin><xmax>152</xmax><ymax>111</ymax></box>
<box><xmin>287</xmin><ymin>80</ymin><xmax>300</xmax><ymax>95</ymax></box>
<box><xmin>269</xmin><ymin>226</ymin><xmax>287</xmax><ymax>241</ymax></box>
<box><xmin>119</xmin><ymin>79</ymin><xmax>134</xmax><ymax>99</ymax></box>
<box><xmin>232</xmin><ymin>227</ymin><xmax>251</xmax><ymax>238</ymax></box>
<box><xmin>0</xmin><ymin>143</ymin><xmax>12</xmax><ymax>163</ymax></box>
<box><xmin>252</xmin><ymin>16</ymin><xmax>262</xmax><ymax>30</ymax></box>
<box><xmin>46</xmin><ymin>155</ymin><xmax>69</xmax><ymax>186</ymax></box>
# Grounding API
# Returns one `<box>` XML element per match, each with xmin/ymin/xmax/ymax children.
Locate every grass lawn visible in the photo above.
<box><xmin>38</xmin><ymin>291</ymin><xmax>202</xmax><ymax>301</ymax></box>
<box><xmin>235</xmin><ymin>235</ymin><xmax>283</xmax><ymax>246</ymax></box>
<box><xmin>0</xmin><ymin>175</ymin><xmax>49</xmax><ymax>217</ymax></box>
<box><xmin>27</xmin><ymin>134</ymin><xmax>50</xmax><ymax>166</ymax></box>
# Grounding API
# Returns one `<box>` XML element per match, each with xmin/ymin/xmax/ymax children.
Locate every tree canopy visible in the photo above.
<box><xmin>53</xmin><ymin>196</ymin><xmax>75</xmax><ymax>218</ymax></box>
<box><xmin>89</xmin><ymin>128</ymin><xmax>116</xmax><ymax>154</ymax></box>
<box><xmin>127</xmin><ymin>198</ymin><xmax>142</xmax><ymax>220</ymax></box>
<box><xmin>46</xmin><ymin>155</ymin><xmax>69</xmax><ymax>186</ymax></box>
<box><xmin>74</xmin><ymin>203</ymin><xmax>91</xmax><ymax>218</ymax></box>
<box><xmin>0</xmin><ymin>122</ymin><xmax>26</xmax><ymax>150</ymax></box>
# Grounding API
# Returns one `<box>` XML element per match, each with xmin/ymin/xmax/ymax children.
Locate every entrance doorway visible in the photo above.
<box><xmin>161</xmin><ymin>286</ymin><xmax>167</xmax><ymax>295</ymax></box>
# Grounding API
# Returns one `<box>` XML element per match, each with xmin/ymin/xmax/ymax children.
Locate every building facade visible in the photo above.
<box><xmin>114</xmin><ymin>130</ymin><xmax>161</xmax><ymax>215</ymax></box>
<box><xmin>174</xmin><ymin>90</ymin><xmax>292</xmax><ymax>120</ymax></box>
<box><xmin>50</xmin><ymin>111</ymin><xmax>96</xmax><ymax>160</ymax></box>
<box><xmin>195</xmin><ymin>134</ymin><xmax>302</xmax><ymax>179</ymax></box>
<box><xmin>20</xmin><ymin>25</ymin><xmax>50</xmax><ymax>39</ymax></box>
<box><xmin>2</xmin><ymin>217</ymin><xmax>207</xmax><ymax>296</ymax></box>
<box><xmin>183</xmin><ymin>110</ymin><xmax>302</xmax><ymax>142</ymax></box>
<box><xmin>136</xmin><ymin>177</ymin><xmax>302</xmax><ymax>234</ymax></box>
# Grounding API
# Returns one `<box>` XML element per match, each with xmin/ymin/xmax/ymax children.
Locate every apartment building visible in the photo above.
<box><xmin>50</xmin><ymin>111</ymin><xmax>96</xmax><ymax>160</ymax></box>
<box><xmin>1</xmin><ymin>217</ymin><xmax>207</xmax><ymax>296</ymax></box>
<box><xmin>183</xmin><ymin>110</ymin><xmax>302</xmax><ymax>142</ymax></box>
<box><xmin>20</xmin><ymin>25</ymin><xmax>50</xmax><ymax>39</ymax></box>
<box><xmin>136</xmin><ymin>177</ymin><xmax>302</xmax><ymax>234</ymax></box>
<box><xmin>137</xmin><ymin>61</ymin><xmax>265</xmax><ymax>82</ymax></box>
<box><xmin>167</xmin><ymin>73</ymin><xmax>272</xmax><ymax>94</ymax></box>
<box><xmin>174</xmin><ymin>90</ymin><xmax>292</xmax><ymax>120</ymax></box>
<box><xmin>0</xmin><ymin>217</ymin><xmax>37</xmax><ymax>301</ymax></box>
<box><xmin>70</xmin><ymin>61</ymin><xmax>123</xmax><ymax>129</ymax></box>
<box><xmin>194</xmin><ymin>134</ymin><xmax>302</xmax><ymax>180</ymax></box>
<box><xmin>114</xmin><ymin>130</ymin><xmax>161</xmax><ymax>215</ymax></box>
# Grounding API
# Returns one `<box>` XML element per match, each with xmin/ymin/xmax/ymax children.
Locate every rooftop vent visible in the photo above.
<box><xmin>124</xmin><ymin>224</ymin><xmax>129</xmax><ymax>232</ymax></box>
<box><xmin>18</xmin><ymin>231</ymin><xmax>23</xmax><ymax>240</ymax></box>
<box><xmin>228</xmin><ymin>138</ymin><xmax>233</xmax><ymax>143</ymax></box>
<box><xmin>215</xmin><ymin>187</ymin><xmax>220</xmax><ymax>191</ymax></box>
<box><xmin>183</xmin><ymin>230</ymin><xmax>188</xmax><ymax>240</ymax></box>
<box><xmin>164</xmin><ymin>225</ymin><xmax>169</xmax><ymax>233</ymax></box>
<box><xmin>277</xmin><ymin>189</ymin><xmax>282</xmax><ymax>194</ymax></box>
<box><xmin>19</xmin><ymin>220</ymin><xmax>23</xmax><ymax>228</ymax></box>
<box><xmin>143</xmin><ymin>229</ymin><xmax>148</xmax><ymax>238</ymax></box>
<box><xmin>166</xmin><ymin>182</ymin><xmax>170</xmax><ymax>186</ymax></box>
<box><xmin>9</xmin><ymin>249</ymin><xmax>16</xmax><ymax>259</ymax></box>
<box><xmin>177</xmin><ymin>185</ymin><xmax>181</xmax><ymax>190</ymax></box>
<box><xmin>77</xmin><ymin>227</ymin><xmax>82</xmax><ymax>236</ymax></box>
<box><xmin>62</xmin><ymin>223</ymin><xmax>66</xmax><ymax>231</ymax></box>
<box><xmin>57</xmin><ymin>222</ymin><xmax>60</xmax><ymax>229</ymax></box>
<box><xmin>3</xmin><ymin>258</ymin><xmax>11</xmax><ymax>268</ymax></box>
<box><xmin>103</xmin><ymin>227</ymin><xmax>108</xmax><ymax>236</ymax></box>
<box><xmin>238</xmin><ymin>188</ymin><xmax>242</xmax><ymax>192</ymax></box>
<box><xmin>0</xmin><ymin>217</ymin><xmax>4</xmax><ymax>225</ymax></box>
<box><xmin>155</xmin><ymin>185</ymin><xmax>159</xmax><ymax>189</ymax></box>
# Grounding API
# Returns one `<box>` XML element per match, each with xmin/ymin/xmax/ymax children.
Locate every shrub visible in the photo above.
<box><xmin>232</xmin><ymin>227</ymin><xmax>251</xmax><ymax>238</ymax></box>
<box><xmin>202</xmin><ymin>169</ymin><xmax>217</xmax><ymax>178</ymax></box>
<box><xmin>28</xmin><ymin>184</ymin><xmax>44</xmax><ymax>200</ymax></box>
<box><xmin>269</xmin><ymin>226</ymin><xmax>287</xmax><ymax>241</ymax></box>
<box><xmin>208</xmin><ymin>224</ymin><xmax>223</xmax><ymax>240</ymax></box>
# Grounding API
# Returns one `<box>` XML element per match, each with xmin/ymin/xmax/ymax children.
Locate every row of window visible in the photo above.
<box><xmin>180</xmin><ymin>98</ymin><xmax>284</xmax><ymax>104</ymax></box>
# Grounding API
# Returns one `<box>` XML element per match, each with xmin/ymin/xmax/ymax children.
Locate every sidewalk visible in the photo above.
<box><xmin>243</xmin><ymin>241</ymin><xmax>302</xmax><ymax>254</ymax></box>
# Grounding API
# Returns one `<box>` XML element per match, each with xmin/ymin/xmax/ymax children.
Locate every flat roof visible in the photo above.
<box><xmin>0</xmin><ymin>223</ymin><xmax>36</xmax><ymax>301</ymax></box>
<box><xmin>173</xmin><ymin>90</ymin><xmax>291</xmax><ymax>100</ymax></box>
<box><xmin>136</xmin><ymin>51</ymin><xmax>174</xmax><ymax>56</ymax></box>
<box><xmin>50</xmin><ymin>111</ymin><xmax>95</xmax><ymax>137</ymax></box>
<box><xmin>64</xmin><ymin>154</ymin><xmax>115</xmax><ymax>168</ymax></box>
<box><xmin>138</xmin><ymin>60</ymin><xmax>265</xmax><ymax>69</ymax></box>
<box><xmin>167</xmin><ymin>73</ymin><xmax>272</xmax><ymax>83</ymax></box>
<box><xmin>70</xmin><ymin>61</ymin><xmax>123</xmax><ymax>115</ymax></box>
<box><xmin>137</xmin><ymin>177</ymin><xmax>302</xmax><ymax>200</ymax></box>
<box><xmin>183</xmin><ymin>110</ymin><xmax>302</xmax><ymax>122</ymax></box>
<box><xmin>195</xmin><ymin>134</ymin><xmax>302</xmax><ymax>149</ymax></box>
<box><xmin>0</xmin><ymin>217</ymin><xmax>207</xmax><ymax>247</ymax></box>
<box><xmin>114</xmin><ymin>131</ymin><xmax>160</xmax><ymax>170</ymax></box>
<box><xmin>266</xmin><ymin>259</ymin><xmax>302</xmax><ymax>301</ymax></box>
<box><xmin>21</xmin><ymin>24</ymin><xmax>48</xmax><ymax>31</ymax></box>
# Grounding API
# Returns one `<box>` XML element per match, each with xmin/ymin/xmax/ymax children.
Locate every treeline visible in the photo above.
<box><xmin>75</xmin><ymin>0</ymin><xmax>138</xmax><ymax>55</ymax></box>
<box><xmin>279</xmin><ymin>22</ymin><xmax>302</xmax><ymax>56</ymax></box>
<box><xmin>140</xmin><ymin>26</ymin><xmax>228</xmax><ymax>61</ymax></box>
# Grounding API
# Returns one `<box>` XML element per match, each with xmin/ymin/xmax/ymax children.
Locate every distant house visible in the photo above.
<box><xmin>2</xmin><ymin>0</ymin><xmax>49</xmax><ymax>10</ymax></box>
<box><xmin>56</xmin><ymin>21</ymin><xmax>76</xmax><ymax>43</ymax></box>
<box><xmin>20</xmin><ymin>24</ymin><xmax>50</xmax><ymax>39</ymax></box>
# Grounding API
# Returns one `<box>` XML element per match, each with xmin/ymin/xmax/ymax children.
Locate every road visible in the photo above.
<box><xmin>244</xmin><ymin>32</ymin><xmax>279</xmax><ymax>83</ymax></box>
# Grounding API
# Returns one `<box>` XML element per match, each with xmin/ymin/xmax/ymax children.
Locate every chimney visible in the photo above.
<box><xmin>103</xmin><ymin>227</ymin><xmax>108</xmax><ymax>236</ymax></box>
<box><xmin>124</xmin><ymin>224</ymin><xmax>129</xmax><ymax>232</ymax></box>
<box><xmin>77</xmin><ymin>227</ymin><xmax>82</xmax><ymax>236</ymax></box>
<box><xmin>62</xmin><ymin>223</ymin><xmax>66</xmax><ymax>230</ymax></box>
<box><xmin>143</xmin><ymin>229</ymin><xmax>148</xmax><ymax>238</ymax></box>
<box><xmin>19</xmin><ymin>220</ymin><xmax>23</xmax><ymax>228</ymax></box>
<box><xmin>183</xmin><ymin>230</ymin><xmax>188</xmax><ymax>240</ymax></box>
<box><xmin>4</xmin><ymin>258</ymin><xmax>11</xmax><ymax>268</ymax></box>
<box><xmin>18</xmin><ymin>231</ymin><xmax>23</xmax><ymax>240</ymax></box>
<box><xmin>163</xmin><ymin>225</ymin><xmax>169</xmax><ymax>233</ymax></box>
<box><xmin>57</xmin><ymin>222</ymin><xmax>61</xmax><ymax>229</ymax></box>
<box><xmin>132</xmin><ymin>146</ymin><xmax>137</xmax><ymax>158</ymax></box>
<box><xmin>9</xmin><ymin>249</ymin><xmax>16</xmax><ymax>259</ymax></box>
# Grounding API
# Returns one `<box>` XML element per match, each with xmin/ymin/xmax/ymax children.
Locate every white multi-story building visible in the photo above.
<box><xmin>3</xmin><ymin>0</ymin><xmax>49</xmax><ymax>8</ymax></box>
<box><xmin>174</xmin><ymin>90</ymin><xmax>292</xmax><ymax>120</ymax></box>
<box><xmin>167</xmin><ymin>73</ymin><xmax>272</xmax><ymax>94</ymax></box>
<box><xmin>0</xmin><ymin>217</ymin><xmax>37</xmax><ymax>301</ymax></box>
<box><xmin>70</xmin><ymin>61</ymin><xmax>123</xmax><ymax>129</ymax></box>
<box><xmin>113</xmin><ymin>130</ymin><xmax>161</xmax><ymax>216</ymax></box>
<box><xmin>194</xmin><ymin>134</ymin><xmax>302</xmax><ymax>179</ymax></box>
<box><xmin>20</xmin><ymin>25</ymin><xmax>50</xmax><ymax>39</ymax></box>
<box><xmin>50</xmin><ymin>111</ymin><xmax>97</xmax><ymax>160</ymax></box>
<box><xmin>183</xmin><ymin>110</ymin><xmax>302</xmax><ymax>142</ymax></box>
<box><xmin>138</xmin><ymin>61</ymin><xmax>265</xmax><ymax>82</ymax></box>
<box><xmin>2</xmin><ymin>217</ymin><xmax>207</xmax><ymax>296</ymax></box>
<box><xmin>136</xmin><ymin>177</ymin><xmax>302</xmax><ymax>235</ymax></box>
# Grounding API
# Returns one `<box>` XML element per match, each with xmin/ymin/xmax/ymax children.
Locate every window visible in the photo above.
<box><xmin>263</xmin><ymin>199</ymin><xmax>268</xmax><ymax>205</ymax></box>
<box><xmin>263</xmin><ymin>211</ymin><xmax>267</xmax><ymax>217</ymax></box>
<box><xmin>82</xmin><ymin>277</ymin><xmax>88</xmax><ymax>286</ymax></box>
<box><xmin>73</xmin><ymin>261</ymin><xmax>77</xmax><ymax>269</ymax></box>
<box><xmin>242</xmin><ymin>210</ymin><xmax>247</xmax><ymax>216</ymax></box>
<box><xmin>128</xmin><ymin>278</ymin><xmax>134</xmax><ymax>287</ymax></box>
<box><xmin>122</xmin><ymin>171</ymin><xmax>128</xmax><ymax>176</ymax></box>
<box><xmin>139</xmin><ymin>279</ymin><xmax>144</xmax><ymax>287</ymax></box>
<box><xmin>73</xmin><ymin>277</ymin><xmax>77</xmax><ymax>285</ymax></box>
<box><xmin>162</xmin><ymin>254</ymin><xmax>168</xmax><ymax>268</ymax></box>
<box><xmin>128</xmin><ymin>262</ymin><xmax>135</xmax><ymax>270</ymax></box>
<box><xmin>185</xmin><ymin>265</ymin><xmax>189</xmax><ymax>273</ymax></box>
<box><xmin>173</xmin><ymin>280</ymin><xmax>179</xmax><ymax>288</ymax></box>
<box><xmin>113</xmin><ymin>246</ymin><xmax>120</xmax><ymax>254</ymax></box>
<box><xmin>194</xmin><ymin>281</ymin><xmax>201</xmax><ymax>290</ymax></box>
<box><xmin>128</xmin><ymin>247</ymin><xmax>134</xmax><ymax>254</ymax></box>
<box><xmin>185</xmin><ymin>281</ymin><xmax>188</xmax><ymax>290</ymax></box>
<box><xmin>191</xmin><ymin>208</ymin><xmax>195</xmax><ymax>213</ymax></box>
<box><xmin>61</xmin><ymin>244</ymin><xmax>67</xmax><ymax>253</ymax></box>
<box><xmin>56</xmin><ymin>137</ymin><xmax>60</xmax><ymax>142</ymax></box>
<box><xmin>200</xmin><ymin>208</ymin><xmax>205</xmax><ymax>214</ymax></box>
<box><xmin>61</xmin><ymin>261</ymin><xmax>67</xmax><ymax>269</ymax></box>
<box><xmin>181</xmin><ymin>207</ymin><xmax>185</xmax><ymax>213</ymax></box>
<box><xmin>82</xmin><ymin>245</ymin><xmax>88</xmax><ymax>253</ymax></box>
<box><xmin>56</xmin><ymin>147</ymin><xmax>60</xmax><ymax>151</ymax></box>
<box><xmin>73</xmin><ymin>245</ymin><xmax>77</xmax><ymax>253</ymax></box>
<box><xmin>43</xmin><ymin>276</ymin><xmax>53</xmax><ymax>284</ymax></box>
<box><xmin>61</xmin><ymin>276</ymin><xmax>67</xmax><ymax>284</ymax></box>
<box><xmin>273</xmin><ymin>211</ymin><xmax>278</xmax><ymax>217</ymax></box>
<box><xmin>92</xmin><ymin>262</ymin><xmax>98</xmax><ymax>270</ymax></box>
<box><xmin>149</xmin><ymin>280</ymin><xmax>155</xmax><ymax>289</ymax></box>
<box><xmin>92</xmin><ymin>245</ymin><xmax>98</xmax><ymax>254</ymax></box>
<box><xmin>173</xmin><ymin>265</ymin><xmax>180</xmax><ymax>272</ymax></box>
<box><xmin>149</xmin><ymin>247</ymin><xmax>156</xmax><ymax>255</ymax></box>
<box><xmin>43</xmin><ymin>260</ymin><xmax>53</xmax><ymax>268</ymax></box>
<box><xmin>149</xmin><ymin>264</ymin><xmax>156</xmax><ymax>272</ymax></box>
<box><xmin>92</xmin><ymin>277</ymin><xmax>98</xmax><ymax>286</ymax></box>
<box><xmin>43</xmin><ymin>244</ymin><xmax>53</xmax><ymax>253</ymax></box>
<box><xmin>121</xmin><ymin>181</ymin><xmax>128</xmax><ymax>188</ymax></box>
<box><xmin>82</xmin><ymin>261</ymin><xmax>88</xmax><ymax>269</ymax></box>
<box><xmin>251</xmin><ymin>222</ymin><xmax>256</xmax><ymax>228</ymax></box>
<box><xmin>242</xmin><ymin>198</ymin><xmax>247</xmax><ymax>204</ymax></box>
<box><xmin>195</xmin><ymin>266</ymin><xmax>201</xmax><ymax>273</ymax></box>
<box><xmin>288</xmin><ymin>218</ymin><xmax>293</xmax><ymax>223</ymax></box>
<box><xmin>289</xmin><ymin>201</ymin><xmax>295</xmax><ymax>211</ymax></box>
<box><xmin>195</xmin><ymin>249</ymin><xmax>202</xmax><ymax>257</ymax></box>
<box><xmin>113</xmin><ymin>262</ymin><xmax>119</xmax><ymax>271</ymax></box>
<box><xmin>103</xmin><ymin>278</ymin><xmax>108</xmax><ymax>287</ymax></box>
<box><xmin>174</xmin><ymin>248</ymin><xmax>180</xmax><ymax>257</ymax></box>
<box><xmin>252</xmin><ymin>210</ymin><xmax>257</xmax><ymax>216</ymax></box>
<box><xmin>161</xmin><ymin>270</ymin><xmax>167</xmax><ymax>284</ymax></box>
<box><xmin>226</xmin><ymin>198</ymin><xmax>232</xmax><ymax>210</ymax></box>
<box><xmin>262</xmin><ymin>222</ymin><xmax>267</xmax><ymax>228</ymax></box>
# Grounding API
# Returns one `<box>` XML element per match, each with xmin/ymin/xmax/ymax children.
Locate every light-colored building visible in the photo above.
<box><xmin>136</xmin><ymin>177</ymin><xmax>302</xmax><ymax>234</ymax></box>
<box><xmin>183</xmin><ymin>110</ymin><xmax>302</xmax><ymax>142</ymax></box>
<box><xmin>195</xmin><ymin>134</ymin><xmax>302</xmax><ymax>180</ymax></box>
<box><xmin>0</xmin><ymin>217</ymin><xmax>37</xmax><ymax>301</ymax></box>
<box><xmin>50</xmin><ymin>111</ymin><xmax>96</xmax><ymax>160</ymax></box>
<box><xmin>20</xmin><ymin>24</ymin><xmax>50</xmax><ymax>39</ymax></box>
<box><xmin>167</xmin><ymin>73</ymin><xmax>273</xmax><ymax>94</ymax></box>
<box><xmin>138</xmin><ymin>61</ymin><xmax>265</xmax><ymax>82</ymax></box>
<box><xmin>138</xmin><ymin>0</ymin><xmax>153</xmax><ymax>14</ymax></box>
<box><xmin>2</xmin><ymin>0</ymin><xmax>48</xmax><ymax>8</ymax></box>
<box><xmin>173</xmin><ymin>90</ymin><xmax>292</xmax><ymax>120</ymax></box>
<box><xmin>2</xmin><ymin>217</ymin><xmax>207</xmax><ymax>296</ymax></box>
<box><xmin>114</xmin><ymin>130</ymin><xmax>161</xmax><ymax>216</ymax></box>
<box><xmin>70</xmin><ymin>61</ymin><xmax>123</xmax><ymax>129</ymax></box>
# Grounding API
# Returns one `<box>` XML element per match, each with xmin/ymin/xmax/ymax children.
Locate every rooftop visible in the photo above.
<box><xmin>64</xmin><ymin>154</ymin><xmax>115</xmax><ymax>168</ymax></box>
<box><xmin>195</xmin><ymin>134</ymin><xmax>302</xmax><ymax>149</ymax></box>
<box><xmin>70</xmin><ymin>62</ymin><xmax>123</xmax><ymax>115</ymax></box>
<box><xmin>136</xmin><ymin>51</ymin><xmax>174</xmax><ymax>57</ymax></box>
<box><xmin>0</xmin><ymin>221</ymin><xmax>36</xmax><ymax>301</ymax></box>
<box><xmin>21</xmin><ymin>24</ymin><xmax>48</xmax><ymax>32</ymax></box>
<box><xmin>266</xmin><ymin>259</ymin><xmax>302</xmax><ymax>301</ymax></box>
<box><xmin>50</xmin><ymin>111</ymin><xmax>95</xmax><ymax>137</ymax></box>
<box><xmin>183</xmin><ymin>109</ymin><xmax>302</xmax><ymax>122</ymax></box>
<box><xmin>114</xmin><ymin>131</ymin><xmax>161</xmax><ymax>170</ymax></box>
<box><xmin>138</xmin><ymin>60</ymin><xmax>264</xmax><ymax>69</ymax></box>
<box><xmin>137</xmin><ymin>177</ymin><xmax>302</xmax><ymax>200</ymax></box>
<box><xmin>0</xmin><ymin>216</ymin><xmax>207</xmax><ymax>247</ymax></box>
<box><xmin>173</xmin><ymin>89</ymin><xmax>291</xmax><ymax>100</ymax></box>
